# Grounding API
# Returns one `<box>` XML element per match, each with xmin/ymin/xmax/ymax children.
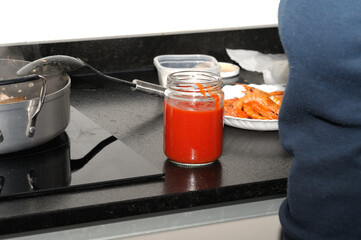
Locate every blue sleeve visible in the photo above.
<box><xmin>278</xmin><ymin>1</ymin><xmax>361</xmax><ymax>239</ymax></box>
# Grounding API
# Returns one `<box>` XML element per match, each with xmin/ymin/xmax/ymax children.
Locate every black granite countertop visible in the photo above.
<box><xmin>0</xmin><ymin>68</ymin><xmax>291</xmax><ymax>237</ymax></box>
<box><xmin>0</xmin><ymin>27</ymin><xmax>291</xmax><ymax>237</ymax></box>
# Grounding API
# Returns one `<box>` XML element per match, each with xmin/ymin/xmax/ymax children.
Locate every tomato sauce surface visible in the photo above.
<box><xmin>164</xmin><ymin>100</ymin><xmax>223</xmax><ymax>165</ymax></box>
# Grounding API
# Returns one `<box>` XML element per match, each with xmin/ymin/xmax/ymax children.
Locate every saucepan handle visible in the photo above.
<box><xmin>0</xmin><ymin>74</ymin><xmax>41</xmax><ymax>86</ymax></box>
<box><xmin>26</xmin><ymin>75</ymin><xmax>47</xmax><ymax>137</ymax></box>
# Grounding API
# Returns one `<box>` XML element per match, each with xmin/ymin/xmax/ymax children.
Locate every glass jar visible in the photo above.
<box><xmin>163</xmin><ymin>71</ymin><xmax>224</xmax><ymax>166</ymax></box>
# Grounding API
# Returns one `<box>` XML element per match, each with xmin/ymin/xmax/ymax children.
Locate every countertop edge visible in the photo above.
<box><xmin>0</xmin><ymin>178</ymin><xmax>287</xmax><ymax>236</ymax></box>
<box><xmin>1</xmin><ymin>197</ymin><xmax>285</xmax><ymax>240</ymax></box>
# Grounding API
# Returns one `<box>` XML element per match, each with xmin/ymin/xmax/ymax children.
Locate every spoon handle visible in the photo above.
<box><xmin>85</xmin><ymin>64</ymin><xmax>135</xmax><ymax>87</ymax></box>
<box><xmin>85</xmin><ymin>64</ymin><xmax>165</xmax><ymax>97</ymax></box>
<box><xmin>132</xmin><ymin>79</ymin><xmax>166</xmax><ymax>97</ymax></box>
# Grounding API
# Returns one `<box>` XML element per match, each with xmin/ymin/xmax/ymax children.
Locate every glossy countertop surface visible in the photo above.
<box><xmin>0</xmin><ymin>67</ymin><xmax>291</xmax><ymax>236</ymax></box>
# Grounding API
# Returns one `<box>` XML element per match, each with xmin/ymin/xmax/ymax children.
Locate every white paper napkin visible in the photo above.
<box><xmin>226</xmin><ymin>48</ymin><xmax>289</xmax><ymax>85</ymax></box>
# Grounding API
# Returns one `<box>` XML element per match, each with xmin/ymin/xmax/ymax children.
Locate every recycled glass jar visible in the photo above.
<box><xmin>163</xmin><ymin>71</ymin><xmax>224</xmax><ymax>166</ymax></box>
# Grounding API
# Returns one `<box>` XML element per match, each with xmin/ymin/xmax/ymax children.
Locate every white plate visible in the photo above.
<box><xmin>222</xmin><ymin>84</ymin><xmax>285</xmax><ymax>131</ymax></box>
<box><xmin>224</xmin><ymin>116</ymin><xmax>279</xmax><ymax>131</ymax></box>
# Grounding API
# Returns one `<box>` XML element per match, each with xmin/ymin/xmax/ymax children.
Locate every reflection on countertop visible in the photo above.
<box><xmin>163</xmin><ymin>160</ymin><xmax>223</xmax><ymax>194</ymax></box>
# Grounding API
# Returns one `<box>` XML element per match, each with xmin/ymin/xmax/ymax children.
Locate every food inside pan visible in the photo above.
<box><xmin>0</xmin><ymin>59</ymin><xmax>69</xmax><ymax>106</ymax></box>
<box><xmin>0</xmin><ymin>93</ymin><xmax>26</xmax><ymax>104</ymax></box>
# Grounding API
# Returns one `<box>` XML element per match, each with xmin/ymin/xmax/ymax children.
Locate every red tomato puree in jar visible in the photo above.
<box><xmin>164</xmin><ymin>99</ymin><xmax>223</xmax><ymax>165</ymax></box>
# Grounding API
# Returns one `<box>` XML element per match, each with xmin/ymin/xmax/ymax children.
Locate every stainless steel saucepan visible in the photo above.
<box><xmin>0</xmin><ymin>59</ymin><xmax>70</xmax><ymax>154</ymax></box>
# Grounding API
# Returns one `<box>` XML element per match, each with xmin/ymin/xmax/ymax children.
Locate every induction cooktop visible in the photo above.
<box><xmin>0</xmin><ymin>107</ymin><xmax>164</xmax><ymax>199</ymax></box>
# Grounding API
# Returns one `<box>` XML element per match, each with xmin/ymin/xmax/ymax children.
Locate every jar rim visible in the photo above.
<box><xmin>167</xmin><ymin>71</ymin><xmax>223</xmax><ymax>92</ymax></box>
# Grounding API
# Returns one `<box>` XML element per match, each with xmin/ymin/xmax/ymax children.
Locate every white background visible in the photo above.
<box><xmin>1</xmin><ymin>0</ymin><xmax>280</xmax><ymax>46</ymax></box>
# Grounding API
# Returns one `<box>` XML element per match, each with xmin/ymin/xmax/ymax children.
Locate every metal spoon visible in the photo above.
<box><xmin>17</xmin><ymin>55</ymin><xmax>165</xmax><ymax>97</ymax></box>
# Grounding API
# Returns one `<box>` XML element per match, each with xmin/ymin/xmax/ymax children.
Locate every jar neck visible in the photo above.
<box><xmin>167</xmin><ymin>71</ymin><xmax>223</xmax><ymax>93</ymax></box>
